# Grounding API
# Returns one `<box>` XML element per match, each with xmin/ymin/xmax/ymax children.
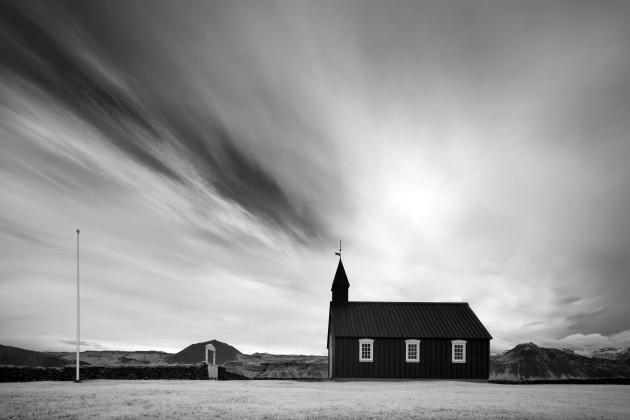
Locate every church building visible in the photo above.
<box><xmin>327</xmin><ymin>258</ymin><xmax>492</xmax><ymax>379</ymax></box>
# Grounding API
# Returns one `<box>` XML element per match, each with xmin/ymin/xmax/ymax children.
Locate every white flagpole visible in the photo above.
<box><xmin>75</xmin><ymin>229</ymin><xmax>81</xmax><ymax>383</ymax></box>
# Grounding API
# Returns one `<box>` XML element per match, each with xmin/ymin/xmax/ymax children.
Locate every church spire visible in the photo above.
<box><xmin>331</xmin><ymin>258</ymin><xmax>350</xmax><ymax>305</ymax></box>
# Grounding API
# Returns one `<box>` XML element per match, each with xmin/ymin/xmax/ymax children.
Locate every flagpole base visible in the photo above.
<box><xmin>73</xmin><ymin>380</ymin><xmax>82</xmax><ymax>383</ymax></box>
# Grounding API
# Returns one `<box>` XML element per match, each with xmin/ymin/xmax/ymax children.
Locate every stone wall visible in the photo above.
<box><xmin>0</xmin><ymin>363</ymin><xmax>210</xmax><ymax>382</ymax></box>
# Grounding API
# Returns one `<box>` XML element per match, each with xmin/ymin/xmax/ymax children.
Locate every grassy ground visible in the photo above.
<box><xmin>1</xmin><ymin>380</ymin><xmax>629</xmax><ymax>419</ymax></box>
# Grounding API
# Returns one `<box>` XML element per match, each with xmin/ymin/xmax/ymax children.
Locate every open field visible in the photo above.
<box><xmin>1</xmin><ymin>380</ymin><xmax>629</xmax><ymax>419</ymax></box>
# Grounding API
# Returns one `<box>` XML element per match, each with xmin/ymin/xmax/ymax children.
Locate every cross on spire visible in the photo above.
<box><xmin>335</xmin><ymin>239</ymin><xmax>341</xmax><ymax>258</ymax></box>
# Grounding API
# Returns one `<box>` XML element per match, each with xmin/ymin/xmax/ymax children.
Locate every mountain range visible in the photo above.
<box><xmin>489</xmin><ymin>343</ymin><xmax>630</xmax><ymax>381</ymax></box>
<box><xmin>2</xmin><ymin>340</ymin><xmax>630</xmax><ymax>381</ymax></box>
<box><xmin>43</xmin><ymin>340</ymin><xmax>240</xmax><ymax>366</ymax></box>
<box><xmin>0</xmin><ymin>344</ymin><xmax>87</xmax><ymax>367</ymax></box>
<box><xmin>45</xmin><ymin>350</ymin><xmax>171</xmax><ymax>366</ymax></box>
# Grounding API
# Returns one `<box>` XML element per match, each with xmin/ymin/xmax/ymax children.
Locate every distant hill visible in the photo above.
<box><xmin>0</xmin><ymin>344</ymin><xmax>86</xmax><ymax>367</ymax></box>
<box><xmin>164</xmin><ymin>339</ymin><xmax>242</xmax><ymax>365</ymax></box>
<box><xmin>48</xmin><ymin>350</ymin><xmax>171</xmax><ymax>366</ymax></box>
<box><xmin>223</xmin><ymin>353</ymin><xmax>328</xmax><ymax>379</ymax></box>
<box><xmin>490</xmin><ymin>343</ymin><xmax>630</xmax><ymax>381</ymax></box>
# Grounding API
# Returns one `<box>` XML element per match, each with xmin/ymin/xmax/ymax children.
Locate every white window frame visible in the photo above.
<box><xmin>405</xmin><ymin>339</ymin><xmax>420</xmax><ymax>363</ymax></box>
<box><xmin>451</xmin><ymin>340</ymin><xmax>467</xmax><ymax>363</ymax></box>
<box><xmin>359</xmin><ymin>338</ymin><xmax>374</xmax><ymax>362</ymax></box>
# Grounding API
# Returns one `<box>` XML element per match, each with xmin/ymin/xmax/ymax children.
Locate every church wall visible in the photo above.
<box><xmin>331</xmin><ymin>337</ymin><xmax>490</xmax><ymax>379</ymax></box>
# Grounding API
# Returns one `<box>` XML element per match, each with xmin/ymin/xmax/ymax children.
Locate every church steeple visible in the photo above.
<box><xmin>331</xmin><ymin>258</ymin><xmax>350</xmax><ymax>305</ymax></box>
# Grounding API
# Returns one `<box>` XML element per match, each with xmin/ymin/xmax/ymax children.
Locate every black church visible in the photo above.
<box><xmin>327</xmin><ymin>259</ymin><xmax>492</xmax><ymax>379</ymax></box>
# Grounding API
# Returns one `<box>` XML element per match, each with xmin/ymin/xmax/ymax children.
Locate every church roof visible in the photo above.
<box><xmin>328</xmin><ymin>302</ymin><xmax>492</xmax><ymax>339</ymax></box>
<box><xmin>331</xmin><ymin>259</ymin><xmax>350</xmax><ymax>290</ymax></box>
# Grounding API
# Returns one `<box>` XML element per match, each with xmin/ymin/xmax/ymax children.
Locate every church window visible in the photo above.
<box><xmin>405</xmin><ymin>339</ymin><xmax>420</xmax><ymax>362</ymax></box>
<box><xmin>359</xmin><ymin>338</ymin><xmax>374</xmax><ymax>362</ymax></box>
<box><xmin>451</xmin><ymin>340</ymin><xmax>467</xmax><ymax>363</ymax></box>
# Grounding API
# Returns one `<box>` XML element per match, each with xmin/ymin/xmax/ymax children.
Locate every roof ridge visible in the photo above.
<box><xmin>329</xmin><ymin>301</ymin><xmax>492</xmax><ymax>339</ymax></box>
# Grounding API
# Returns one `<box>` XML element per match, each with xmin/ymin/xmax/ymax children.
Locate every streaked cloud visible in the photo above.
<box><xmin>1</xmin><ymin>0</ymin><xmax>629</xmax><ymax>354</ymax></box>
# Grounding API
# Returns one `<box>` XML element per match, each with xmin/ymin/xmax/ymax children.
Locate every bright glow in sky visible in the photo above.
<box><xmin>1</xmin><ymin>0</ymin><xmax>630</xmax><ymax>355</ymax></box>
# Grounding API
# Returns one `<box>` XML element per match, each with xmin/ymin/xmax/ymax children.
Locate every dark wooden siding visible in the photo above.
<box><xmin>332</xmin><ymin>337</ymin><xmax>490</xmax><ymax>379</ymax></box>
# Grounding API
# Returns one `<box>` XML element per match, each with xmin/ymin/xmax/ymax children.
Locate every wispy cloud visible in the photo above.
<box><xmin>58</xmin><ymin>340</ymin><xmax>107</xmax><ymax>350</ymax></box>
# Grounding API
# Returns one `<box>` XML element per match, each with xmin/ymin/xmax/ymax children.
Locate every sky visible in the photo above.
<box><xmin>1</xmin><ymin>0</ymin><xmax>630</xmax><ymax>356</ymax></box>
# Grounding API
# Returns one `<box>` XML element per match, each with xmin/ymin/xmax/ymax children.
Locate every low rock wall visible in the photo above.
<box><xmin>0</xmin><ymin>363</ymin><xmax>210</xmax><ymax>382</ymax></box>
